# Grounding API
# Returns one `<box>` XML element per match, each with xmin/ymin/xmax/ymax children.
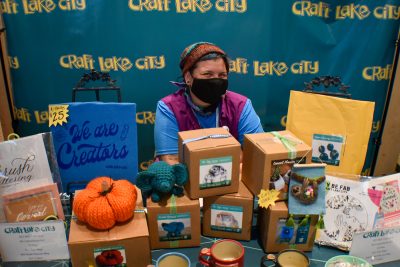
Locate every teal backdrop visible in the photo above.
<box><xmin>2</xmin><ymin>0</ymin><xmax>399</xmax><ymax>175</ymax></box>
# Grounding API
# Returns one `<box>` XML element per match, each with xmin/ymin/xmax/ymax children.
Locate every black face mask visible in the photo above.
<box><xmin>190</xmin><ymin>78</ymin><xmax>228</xmax><ymax>106</ymax></box>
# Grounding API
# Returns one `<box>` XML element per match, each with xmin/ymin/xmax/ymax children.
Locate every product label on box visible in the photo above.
<box><xmin>94</xmin><ymin>246</ymin><xmax>126</xmax><ymax>267</ymax></box>
<box><xmin>199</xmin><ymin>156</ymin><xmax>232</xmax><ymax>189</ymax></box>
<box><xmin>312</xmin><ymin>134</ymin><xmax>344</xmax><ymax>166</ymax></box>
<box><xmin>276</xmin><ymin>217</ymin><xmax>310</xmax><ymax>244</ymax></box>
<box><xmin>157</xmin><ymin>213</ymin><xmax>191</xmax><ymax>241</ymax></box>
<box><xmin>270</xmin><ymin>158</ymin><xmax>304</xmax><ymax>198</ymax></box>
<box><xmin>210</xmin><ymin>204</ymin><xmax>243</xmax><ymax>233</ymax></box>
<box><xmin>0</xmin><ymin>221</ymin><xmax>69</xmax><ymax>262</ymax></box>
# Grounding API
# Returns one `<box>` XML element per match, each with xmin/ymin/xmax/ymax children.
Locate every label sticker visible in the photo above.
<box><xmin>199</xmin><ymin>156</ymin><xmax>232</xmax><ymax>189</ymax></box>
<box><xmin>210</xmin><ymin>204</ymin><xmax>243</xmax><ymax>233</ymax></box>
<box><xmin>312</xmin><ymin>134</ymin><xmax>344</xmax><ymax>166</ymax></box>
<box><xmin>94</xmin><ymin>246</ymin><xmax>126</xmax><ymax>267</ymax></box>
<box><xmin>157</xmin><ymin>213</ymin><xmax>191</xmax><ymax>241</ymax></box>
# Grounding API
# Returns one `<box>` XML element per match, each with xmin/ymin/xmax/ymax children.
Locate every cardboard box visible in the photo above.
<box><xmin>203</xmin><ymin>181</ymin><xmax>254</xmax><ymax>241</ymax></box>
<box><xmin>258</xmin><ymin>201</ymin><xmax>318</xmax><ymax>253</ymax></box>
<box><xmin>178</xmin><ymin>127</ymin><xmax>241</xmax><ymax>199</ymax></box>
<box><xmin>146</xmin><ymin>194</ymin><xmax>200</xmax><ymax>249</ymax></box>
<box><xmin>242</xmin><ymin>131</ymin><xmax>311</xmax><ymax>199</ymax></box>
<box><xmin>68</xmin><ymin>191</ymin><xmax>150</xmax><ymax>267</ymax></box>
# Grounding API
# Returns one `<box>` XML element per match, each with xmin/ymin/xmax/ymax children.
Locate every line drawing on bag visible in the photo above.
<box><xmin>324</xmin><ymin>195</ymin><xmax>367</xmax><ymax>242</ymax></box>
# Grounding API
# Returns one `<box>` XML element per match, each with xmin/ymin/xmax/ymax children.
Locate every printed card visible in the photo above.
<box><xmin>199</xmin><ymin>156</ymin><xmax>232</xmax><ymax>189</ymax></box>
<box><xmin>312</xmin><ymin>134</ymin><xmax>344</xmax><ymax>166</ymax></box>
<box><xmin>2</xmin><ymin>183</ymin><xmax>64</xmax><ymax>222</ymax></box>
<box><xmin>210</xmin><ymin>204</ymin><xmax>243</xmax><ymax>233</ymax></box>
<box><xmin>157</xmin><ymin>213</ymin><xmax>192</xmax><ymax>242</ymax></box>
<box><xmin>94</xmin><ymin>246</ymin><xmax>127</xmax><ymax>267</ymax></box>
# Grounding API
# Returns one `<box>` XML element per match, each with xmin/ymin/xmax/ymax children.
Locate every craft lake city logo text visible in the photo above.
<box><xmin>128</xmin><ymin>0</ymin><xmax>247</xmax><ymax>13</ymax></box>
<box><xmin>292</xmin><ymin>1</ymin><xmax>400</xmax><ymax>20</ymax></box>
<box><xmin>0</xmin><ymin>0</ymin><xmax>86</xmax><ymax>14</ymax></box>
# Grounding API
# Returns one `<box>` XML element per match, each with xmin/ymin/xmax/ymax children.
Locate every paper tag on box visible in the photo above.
<box><xmin>210</xmin><ymin>204</ymin><xmax>243</xmax><ymax>233</ymax></box>
<box><xmin>157</xmin><ymin>213</ymin><xmax>192</xmax><ymax>242</ymax></box>
<box><xmin>0</xmin><ymin>220</ymin><xmax>69</xmax><ymax>262</ymax></box>
<box><xmin>199</xmin><ymin>156</ymin><xmax>232</xmax><ymax>189</ymax></box>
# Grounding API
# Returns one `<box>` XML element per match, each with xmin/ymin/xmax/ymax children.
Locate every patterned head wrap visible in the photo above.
<box><xmin>179</xmin><ymin>42</ymin><xmax>227</xmax><ymax>74</ymax></box>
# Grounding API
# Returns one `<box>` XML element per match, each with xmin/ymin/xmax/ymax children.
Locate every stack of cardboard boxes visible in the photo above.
<box><xmin>146</xmin><ymin>127</ymin><xmax>254</xmax><ymax>252</ymax></box>
<box><xmin>242</xmin><ymin>130</ymin><xmax>318</xmax><ymax>252</ymax></box>
<box><xmin>146</xmin><ymin>128</ymin><xmax>318</xmax><ymax>253</ymax></box>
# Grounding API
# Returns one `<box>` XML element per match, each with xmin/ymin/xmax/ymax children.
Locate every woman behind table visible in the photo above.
<box><xmin>155</xmin><ymin>42</ymin><xmax>264</xmax><ymax>165</ymax></box>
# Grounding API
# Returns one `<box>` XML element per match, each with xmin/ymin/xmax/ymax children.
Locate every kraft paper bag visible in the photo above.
<box><xmin>286</xmin><ymin>91</ymin><xmax>374</xmax><ymax>176</ymax></box>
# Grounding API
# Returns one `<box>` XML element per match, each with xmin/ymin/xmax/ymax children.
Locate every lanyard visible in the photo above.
<box><xmin>215</xmin><ymin>106</ymin><xmax>219</xmax><ymax>128</ymax></box>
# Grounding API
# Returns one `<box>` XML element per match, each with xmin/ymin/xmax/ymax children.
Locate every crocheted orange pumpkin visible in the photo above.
<box><xmin>73</xmin><ymin>177</ymin><xmax>137</xmax><ymax>230</ymax></box>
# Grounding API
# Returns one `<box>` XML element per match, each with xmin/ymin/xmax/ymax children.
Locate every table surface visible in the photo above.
<box><xmin>150</xmin><ymin>234</ymin><xmax>400</xmax><ymax>267</ymax></box>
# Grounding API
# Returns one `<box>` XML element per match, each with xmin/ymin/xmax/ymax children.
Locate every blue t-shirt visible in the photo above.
<box><xmin>154</xmin><ymin>99</ymin><xmax>264</xmax><ymax>156</ymax></box>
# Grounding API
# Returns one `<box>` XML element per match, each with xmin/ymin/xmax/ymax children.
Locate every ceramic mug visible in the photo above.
<box><xmin>156</xmin><ymin>252</ymin><xmax>191</xmax><ymax>267</ymax></box>
<box><xmin>199</xmin><ymin>239</ymin><xmax>245</xmax><ymax>267</ymax></box>
<box><xmin>260</xmin><ymin>249</ymin><xmax>310</xmax><ymax>267</ymax></box>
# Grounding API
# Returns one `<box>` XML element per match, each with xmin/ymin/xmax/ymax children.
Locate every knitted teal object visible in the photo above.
<box><xmin>136</xmin><ymin>161</ymin><xmax>189</xmax><ymax>202</ymax></box>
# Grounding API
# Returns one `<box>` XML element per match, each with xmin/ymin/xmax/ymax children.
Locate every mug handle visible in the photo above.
<box><xmin>199</xmin><ymin>248</ymin><xmax>211</xmax><ymax>266</ymax></box>
<box><xmin>260</xmin><ymin>254</ymin><xmax>276</xmax><ymax>267</ymax></box>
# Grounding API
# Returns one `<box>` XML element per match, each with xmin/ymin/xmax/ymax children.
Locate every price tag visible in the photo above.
<box><xmin>49</xmin><ymin>105</ymin><xmax>69</xmax><ymax>127</ymax></box>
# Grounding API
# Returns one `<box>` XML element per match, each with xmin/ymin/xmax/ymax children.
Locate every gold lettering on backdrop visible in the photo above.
<box><xmin>136</xmin><ymin>112</ymin><xmax>156</xmax><ymax>124</ymax></box>
<box><xmin>374</xmin><ymin>5</ymin><xmax>400</xmax><ymax>20</ymax></box>
<box><xmin>292</xmin><ymin>1</ymin><xmax>330</xmax><ymax>18</ymax></box>
<box><xmin>58</xmin><ymin>0</ymin><xmax>86</xmax><ymax>11</ymax></box>
<box><xmin>215</xmin><ymin>0</ymin><xmax>246</xmax><ymax>13</ymax></box>
<box><xmin>8</xmin><ymin>57</ymin><xmax>20</xmax><ymax>69</ymax></box>
<box><xmin>372</xmin><ymin>121</ymin><xmax>380</xmax><ymax>133</ymax></box>
<box><xmin>13</xmin><ymin>107</ymin><xmax>32</xmax><ymax>122</ymax></box>
<box><xmin>0</xmin><ymin>0</ymin><xmax>19</xmax><ymax>14</ymax></box>
<box><xmin>336</xmin><ymin>4</ymin><xmax>370</xmax><ymax>20</ymax></box>
<box><xmin>22</xmin><ymin>0</ymin><xmax>56</xmax><ymax>14</ymax></box>
<box><xmin>253</xmin><ymin>61</ymin><xmax>288</xmax><ymax>76</ymax></box>
<box><xmin>59</xmin><ymin>54</ymin><xmax>95</xmax><ymax>70</ymax></box>
<box><xmin>34</xmin><ymin>110</ymin><xmax>49</xmax><ymax>124</ymax></box>
<box><xmin>291</xmin><ymin>61</ymin><xmax>319</xmax><ymax>74</ymax></box>
<box><xmin>98</xmin><ymin>57</ymin><xmax>133</xmax><ymax>72</ymax></box>
<box><xmin>129</xmin><ymin>0</ymin><xmax>170</xmax><ymax>11</ymax></box>
<box><xmin>229</xmin><ymin>58</ymin><xmax>248</xmax><ymax>74</ymax></box>
<box><xmin>175</xmin><ymin>0</ymin><xmax>212</xmax><ymax>13</ymax></box>
<box><xmin>362</xmin><ymin>65</ymin><xmax>392</xmax><ymax>81</ymax></box>
<box><xmin>135</xmin><ymin>56</ymin><xmax>165</xmax><ymax>70</ymax></box>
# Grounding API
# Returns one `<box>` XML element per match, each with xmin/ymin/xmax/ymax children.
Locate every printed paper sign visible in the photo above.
<box><xmin>312</xmin><ymin>134</ymin><xmax>344</xmax><ymax>166</ymax></box>
<box><xmin>350</xmin><ymin>227</ymin><xmax>400</xmax><ymax>265</ymax></box>
<box><xmin>157</xmin><ymin>213</ymin><xmax>191</xmax><ymax>241</ymax></box>
<box><xmin>199</xmin><ymin>156</ymin><xmax>232</xmax><ymax>189</ymax></box>
<box><xmin>94</xmin><ymin>246</ymin><xmax>126</xmax><ymax>267</ymax></box>
<box><xmin>0</xmin><ymin>221</ymin><xmax>69</xmax><ymax>262</ymax></box>
<box><xmin>210</xmin><ymin>204</ymin><xmax>243</xmax><ymax>233</ymax></box>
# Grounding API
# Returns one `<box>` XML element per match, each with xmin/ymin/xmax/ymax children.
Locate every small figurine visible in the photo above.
<box><xmin>136</xmin><ymin>161</ymin><xmax>188</xmax><ymax>202</ymax></box>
